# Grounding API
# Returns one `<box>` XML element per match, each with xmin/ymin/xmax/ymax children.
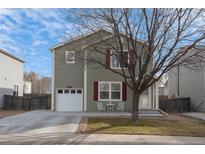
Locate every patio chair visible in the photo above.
<box><xmin>97</xmin><ymin>102</ymin><xmax>106</xmax><ymax>112</ymax></box>
<box><xmin>116</xmin><ymin>102</ymin><xmax>125</xmax><ymax>112</ymax></box>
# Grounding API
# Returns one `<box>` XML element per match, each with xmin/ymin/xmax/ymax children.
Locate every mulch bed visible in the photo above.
<box><xmin>0</xmin><ymin>110</ymin><xmax>25</xmax><ymax>119</ymax></box>
<box><xmin>76</xmin><ymin>116</ymin><xmax>89</xmax><ymax>134</ymax></box>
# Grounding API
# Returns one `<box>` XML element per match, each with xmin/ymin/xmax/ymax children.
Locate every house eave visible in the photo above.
<box><xmin>0</xmin><ymin>49</ymin><xmax>25</xmax><ymax>63</ymax></box>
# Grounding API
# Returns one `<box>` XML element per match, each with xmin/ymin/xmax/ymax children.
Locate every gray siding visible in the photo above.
<box><xmin>53</xmin><ymin>29</ymin><xmax>156</xmax><ymax>112</ymax></box>
<box><xmin>87</xmin><ymin>65</ymin><xmax>133</xmax><ymax>112</ymax></box>
<box><xmin>54</xmin><ymin>47</ymin><xmax>84</xmax><ymax>89</ymax></box>
<box><xmin>53</xmin><ymin>30</ymin><xmax>112</xmax><ymax>110</ymax></box>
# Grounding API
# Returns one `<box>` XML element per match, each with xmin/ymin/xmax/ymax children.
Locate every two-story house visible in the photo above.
<box><xmin>50</xmin><ymin>29</ymin><xmax>159</xmax><ymax>112</ymax></box>
<box><xmin>0</xmin><ymin>49</ymin><xmax>24</xmax><ymax>108</ymax></box>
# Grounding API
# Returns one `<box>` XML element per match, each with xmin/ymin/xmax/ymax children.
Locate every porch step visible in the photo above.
<box><xmin>139</xmin><ymin>109</ymin><xmax>160</xmax><ymax>114</ymax></box>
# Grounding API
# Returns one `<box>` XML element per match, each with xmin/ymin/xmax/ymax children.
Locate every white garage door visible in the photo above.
<box><xmin>56</xmin><ymin>88</ymin><xmax>83</xmax><ymax>112</ymax></box>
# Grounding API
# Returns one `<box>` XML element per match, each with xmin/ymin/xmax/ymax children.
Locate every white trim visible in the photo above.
<box><xmin>65</xmin><ymin>51</ymin><xmax>75</xmax><ymax>64</ymax></box>
<box><xmin>51</xmin><ymin>49</ymin><xmax>55</xmax><ymax>111</ymax></box>
<box><xmin>110</xmin><ymin>50</ymin><xmax>129</xmax><ymax>69</ymax></box>
<box><xmin>83</xmin><ymin>50</ymin><xmax>88</xmax><ymax>111</ymax></box>
<box><xmin>148</xmin><ymin>86</ymin><xmax>152</xmax><ymax>109</ymax></box>
<box><xmin>98</xmin><ymin>81</ymin><xmax>122</xmax><ymax>102</ymax></box>
<box><xmin>155</xmin><ymin>82</ymin><xmax>159</xmax><ymax>109</ymax></box>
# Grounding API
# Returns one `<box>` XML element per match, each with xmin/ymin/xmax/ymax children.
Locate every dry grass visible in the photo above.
<box><xmin>85</xmin><ymin>117</ymin><xmax>205</xmax><ymax>137</ymax></box>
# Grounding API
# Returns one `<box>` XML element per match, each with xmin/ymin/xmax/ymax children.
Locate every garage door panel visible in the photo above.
<box><xmin>56</xmin><ymin>88</ymin><xmax>83</xmax><ymax>112</ymax></box>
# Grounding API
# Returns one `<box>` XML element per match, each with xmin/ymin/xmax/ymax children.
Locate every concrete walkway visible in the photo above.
<box><xmin>83</xmin><ymin>111</ymin><xmax>163</xmax><ymax>118</ymax></box>
<box><xmin>183</xmin><ymin>112</ymin><xmax>205</xmax><ymax>121</ymax></box>
<box><xmin>0</xmin><ymin>133</ymin><xmax>204</xmax><ymax>145</ymax></box>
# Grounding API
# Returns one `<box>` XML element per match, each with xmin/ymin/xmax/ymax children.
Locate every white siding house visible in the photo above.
<box><xmin>169</xmin><ymin>66</ymin><xmax>205</xmax><ymax>112</ymax></box>
<box><xmin>0</xmin><ymin>49</ymin><xmax>24</xmax><ymax>108</ymax></box>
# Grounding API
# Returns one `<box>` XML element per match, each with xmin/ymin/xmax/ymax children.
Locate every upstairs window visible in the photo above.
<box><xmin>66</xmin><ymin>51</ymin><xmax>75</xmax><ymax>64</ymax></box>
<box><xmin>111</xmin><ymin>50</ymin><xmax>129</xmax><ymax>69</ymax></box>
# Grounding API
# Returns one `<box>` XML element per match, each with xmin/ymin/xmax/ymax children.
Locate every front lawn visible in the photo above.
<box><xmin>85</xmin><ymin>117</ymin><xmax>205</xmax><ymax>137</ymax></box>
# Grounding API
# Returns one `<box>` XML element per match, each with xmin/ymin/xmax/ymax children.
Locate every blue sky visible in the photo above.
<box><xmin>0</xmin><ymin>9</ymin><xmax>75</xmax><ymax>77</ymax></box>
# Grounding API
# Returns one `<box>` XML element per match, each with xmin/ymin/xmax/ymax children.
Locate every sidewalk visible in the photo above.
<box><xmin>0</xmin><ymin>133</ymin><xmax>205</xmax><ymax>145</ymax></box>
<box><xmin>69</xmin><ymin>134</ymin><xmax>205</xmax><ymax>145</ymax></box>
<box><xmin>183</xmin><ymin>112</ymin><xmax>205</xmax><ymax>121</ymax></box>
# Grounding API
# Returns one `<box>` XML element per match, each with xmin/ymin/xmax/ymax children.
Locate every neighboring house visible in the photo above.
<box><xmin>23</xmin><ymin>81</ymin><xmax>32</xmax><ymax>94</ymax></box>
<box><xmin>159</xmin><ymin>73</ymin><xmax>169</xmax><ymax>96</ymax></box>
<box><xmin>169</xmin><ymin>47</ymin><xmax>205</xmax><ymax>112</ymax></box>
<box><xmin>169</xmin><ymin>66</ymin><xmax>205</xmax><ymax>112</ymax></box>
<box><xmin>0</xmin><ymin>49</ymin><xmax>24</xmax><ymax>108</ymax></box>
<box><xmin>50</xmin><ymin>29</ymin><xmax>159</xmax><ymax>112</ymax></box>
<box><xmin>43</xmin><ymin>77</ymin><xmax>52</xmax><ymax>94</ymax></box>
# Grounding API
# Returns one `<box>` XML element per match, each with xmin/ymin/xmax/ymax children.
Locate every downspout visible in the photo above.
<box><xmin>177</xmin><ymin>61</ymin><xmax>180</xmax><ymax>97</ymax></box>
<box><xmin>83</xmin><ymin>50</ymin><xmax>87</xmax><ymax>112</ymax></box>
<box><xmin>51</xmin><ymin>49</ymin><xmax>55</xmax><ymax>111</ymax></box>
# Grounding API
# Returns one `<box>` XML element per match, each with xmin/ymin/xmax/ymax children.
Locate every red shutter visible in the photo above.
<box><xmin>105</xmin><ymin>49</ymin><xmax>110</xmax><ymax>69</ymax></box>
<box><xmin>93</xmin><ymin>81</ymin><xmax>98</xmax><ymax>101</ymax></box>
<box><xmin>122</xmin><ymin>82</ymin><xmax>127</xmax><ymax>101</ymax></box>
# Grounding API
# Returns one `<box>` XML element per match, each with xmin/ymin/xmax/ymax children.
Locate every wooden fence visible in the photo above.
<box><xmin>3</xmin><ymin>95</ymin><xmax>51</xmax><ymax>111</ymax></box>
<box><xmin>159</xmin><ymin>97</ymin><xmax>190</xmax><ymax>113</ymax></box>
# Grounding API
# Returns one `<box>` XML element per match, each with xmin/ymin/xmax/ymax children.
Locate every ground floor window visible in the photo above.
<box><xmin>99</xmin><ymin>82</ymin><xmax>122</xmax><ymax>101</ymax></box>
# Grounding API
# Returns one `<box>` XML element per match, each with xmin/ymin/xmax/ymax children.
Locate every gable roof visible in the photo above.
<box><xmin>82</xmin><ymin>33</ymin><xmax>146</xmax><ymax>50</ymax></box>
<box><xmin>0</xmin><ymin>49</ymin><xmax>25</xmax><ymax>63</ymax></box>
<box><xmin>50</xmin><ymin>28</ymin><xmax>113</xmax><ymax>51</ymax></box>
<box><xmin>50</xmin><ymin>28</ymin><xmax>146</xmax><ymax>52</ymax></box>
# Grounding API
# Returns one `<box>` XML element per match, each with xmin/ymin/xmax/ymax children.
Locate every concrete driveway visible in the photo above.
<box><xmin>0</xmin><ymin>110</ymin><xmax>82</xmax><ymax>134</ymax></box>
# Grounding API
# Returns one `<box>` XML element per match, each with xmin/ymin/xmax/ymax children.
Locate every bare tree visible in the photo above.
<box><xmin>24</xmin><ymin>71</ymin><xmax>51</xmax><ymax>95</ymax></box>
<box><xmin>66</xmin><ymin>8</ymin><xmax>205</xmax><ymax>122</ymax></box>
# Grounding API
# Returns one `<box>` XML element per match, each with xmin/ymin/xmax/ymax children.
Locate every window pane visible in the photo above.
<box><xmin>66</xmin><ymin>51</ymin><xmax>75</xmax><ymax>63</ymax></box>
<box><xmin>111</xmin><ymin>83</ymin><xmax>120</xmax><ymax>91</ymax></box>
<box><xmin>58</xmin><ymin>89</ymin><xmax>63</xmax><ymax>94</ymax></box>
<box><xmin>64</xmin><ymin>89</ymin><xmax>69</xmax><ymax>94</ymax></box>
<box><xmin>100</xmin><ymin>92</ymin><xmax>109</xmax><ymax>99</ymax></box>
<box><xmin>71</xmin><ymin>90</ymin><xmax>75</xmax><ymax>94</ymax></box>
<box><xmin>111</xmin><ymin>92</ymin><xmax>121</xmax><ymax>100</ymax></box>
<box><xmin>111</xmin><ymin>54</ymin><xmax>120</xmax><ymax>68</ymax></box>
<box><xmin>120</xmin><ymin>52</ymin><xmax>128</xmax><ymax>68</ymax></box>
<box><xmin>111</xmin><ymin>51</ymin><xmax>128</xmax><ymax>68</ymax></box>
<box><xmin>77</xmin><ymin>90</ymin><xmax>82</xmax><ymax>94</ymax></box>
<box><xmin>100</xmin><ymin>83</ymin><xmax>109</xmax><ymax>91</ymax></box>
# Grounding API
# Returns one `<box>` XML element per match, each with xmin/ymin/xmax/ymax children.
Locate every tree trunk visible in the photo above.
<box><xmin>132</xmin><ymin>90</ymin><xmax>140</xmax><ymax>122</ymax></box>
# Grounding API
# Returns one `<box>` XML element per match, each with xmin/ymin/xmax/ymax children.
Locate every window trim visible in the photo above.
<box><xmin>98</xmin><ymin>81</ymin><xmax>122</xmax><ymax>101</ymax></box>
<box><xmin>65</xmin><ymin>51</ymin><xmax>75</xmax><ymax>64</ymax></box>
<box><xmin>110</xmin><ymin>50</ymin><xmax>129</xmax><ymax>69</ymax></box>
